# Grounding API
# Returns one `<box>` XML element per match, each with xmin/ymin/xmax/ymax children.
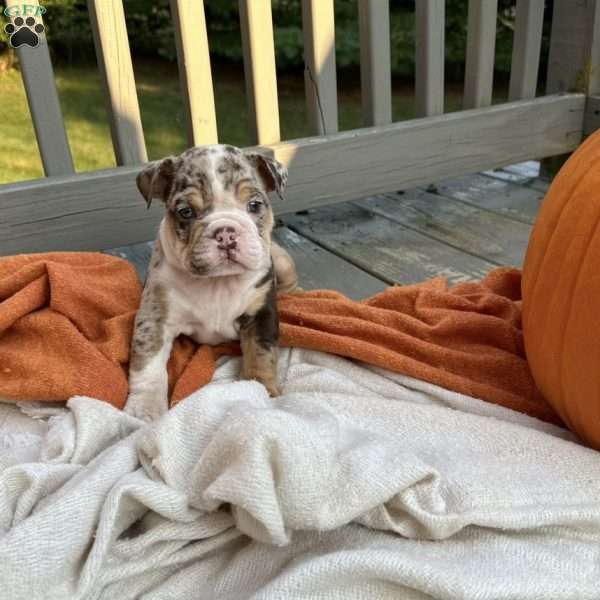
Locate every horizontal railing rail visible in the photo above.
<box><xmin>0</xmin><ymin>94</ymin><xmax>584</xmax><ymax>254</ymax></box>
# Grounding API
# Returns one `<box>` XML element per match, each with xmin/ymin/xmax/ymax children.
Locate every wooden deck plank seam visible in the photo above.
<box><xmin>282</xmin><ymin>221</ymin><xmax>398</xmax><ymax>286</ymax></box>
<box><xmin>355</xmin><ymin>194</ymin><xmax>504</xmax><ymax>268</ymax></box>
<box><xmin>419</xmin><ymin>183</ymin><xmax>538</xmax><ymax>226</ymax></box>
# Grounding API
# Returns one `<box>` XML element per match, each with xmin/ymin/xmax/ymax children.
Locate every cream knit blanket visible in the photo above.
<box><xmin>0</xmin><ymin>349</ymin><xmax>598</xmax><ymax>599</ymax></box>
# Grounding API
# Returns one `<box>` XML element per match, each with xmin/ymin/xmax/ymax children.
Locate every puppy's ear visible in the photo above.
<box><xmin>245</xmin><ymin>152</ymin><xmax>287</xmax><ymax>200</ymax></box>
<box><xmin>136</xmin><ymin>157</ymin><xmax>177</xmax><ymax>208</ymax></box>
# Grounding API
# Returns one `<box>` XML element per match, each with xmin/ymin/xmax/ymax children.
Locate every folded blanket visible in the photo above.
<box><xmin>0</xmin><ymin>350</ymin><xmax>596</xmax><ymax>599</ymax></box>
<box><xmin>0</xmin><ymin>252</ymin><xmax>559</xmax><ymax>424</ymax></box>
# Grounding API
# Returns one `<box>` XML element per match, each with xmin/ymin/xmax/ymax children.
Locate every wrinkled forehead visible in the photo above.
<box><xmin>172</xmin><ymin>145</ymin><xmax>257</xmax><ymax>197</ymax></box>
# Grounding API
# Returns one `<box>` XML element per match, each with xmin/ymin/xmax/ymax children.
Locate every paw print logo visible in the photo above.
<box><xmin>4</xmin><ymin>16</ymin><xmax>45</xmax><ymax>48</ymax></box>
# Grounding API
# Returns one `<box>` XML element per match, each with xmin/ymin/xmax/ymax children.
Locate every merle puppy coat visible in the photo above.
<box><xmin>124</xmin><ymin>145</ymin><xmax>298</xmax><ymax>421</ymax></box>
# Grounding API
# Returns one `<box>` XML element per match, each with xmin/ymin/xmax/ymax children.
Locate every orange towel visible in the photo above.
<box><xmin>0</xmin><ymin>252</ymin><xmax>560</xmax><ymax>425</ymax></box>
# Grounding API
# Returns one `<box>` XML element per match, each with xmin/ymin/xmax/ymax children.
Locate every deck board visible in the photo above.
<box><xmin>105</xmin><ymin>241</ymin><xmax>153</xmax><ymax>282</ymax></box>
<box><xmin>283</xmin><ymin>203</ymin><xmax>496</xmax><ymax>285</ymax></box>
<box><xmin>273</xmin><ymin>227</ymin><xmax>386</xmax><ymax>298</ymax></box>
<box><xmin>430</xmin><ymin>173</ymin><xmax>545</xmax><ymax>224</ymax></box>
<box><xmin>484</xmin><ymin>162</ymin><xmax>551</xmax><ymax>194</ymax></box>
<box><xmin>484</xmin><ymin>160</ymin><xmax>541</xmax><ymax>183</ymax></box>
<box><xmin>355</xmin><ymin>189</ymin><xmax>531</xmax><ymax>267</ymax></box>
<box><xmin>527</xmin><ymin>177</ymin><xmax>551</xmax><ymax>193</ymax></box>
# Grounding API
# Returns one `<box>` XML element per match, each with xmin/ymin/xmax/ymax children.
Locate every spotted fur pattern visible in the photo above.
<box><xmin>126</xmin><ymin>144</ymin><xmax>298</xmax><ymax>421</ymax></box>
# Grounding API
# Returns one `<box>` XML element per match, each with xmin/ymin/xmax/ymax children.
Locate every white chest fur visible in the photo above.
<box><xmin>157</xmin><ymin>263</ymin><xmax>266</xmax><ymax>345</ymax></box>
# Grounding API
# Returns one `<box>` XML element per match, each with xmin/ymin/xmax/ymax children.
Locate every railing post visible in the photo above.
<box><xmin>546</xmin><ymin>0</ymin><xmax>600</xmax><ymax>148</ymax></box>
<box><xmin>358</xmin><ymin>0</ymin><xmax>392</xmax><ymax>126</ymax></box>
<box><xmin>547</xmin><ymin>0</ymin><xmax>600</xmax><ymax>96</ymax></box>
<box><xmin>170</xmin><ymin>0</ymin><xmax>218</xmax><ymax>146</ymax></box>
<box><xmin>415</xmin><ymin>0</ymin><xmax>445</xmax><ymax>117</ymax></box>
<box><xmin>4</xmin><ymin>0</ymin><xmax>74</xmax><ymax>176</ymax></box>
<box><xmin>463</xmin><ymin>0</ymin><xmax>498</xmax><ymax>110</ymax></box>
<box><xmin>508</xmin><ymin>0</ymin><xmax>545</xmax><ymax>101</ymax></box>
<box><xmin>301</xmin><ymin>0</ymin><xmax>338</xmax><ymax>135</ymax></box>
<box><xmin>88</xmin><ymin>0</ymin><xmax>147</xmax><ymax>166</ymax></box>
<box><xmin>239</xmin><ymin>0</ymin><xmax>281</xmax><ymax>145</ymax></box>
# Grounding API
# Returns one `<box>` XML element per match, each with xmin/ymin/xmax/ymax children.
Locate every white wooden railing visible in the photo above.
<box><xmin>1</xmin><ymin>0</ymin><xmax>598</xmax><ymax>256</ymax></box>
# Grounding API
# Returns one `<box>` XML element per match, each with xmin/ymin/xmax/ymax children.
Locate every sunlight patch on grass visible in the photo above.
<box><xmin>0</xmin><ymin>71</ymin><xmax>44</xmax><ymax>182</ymax></box>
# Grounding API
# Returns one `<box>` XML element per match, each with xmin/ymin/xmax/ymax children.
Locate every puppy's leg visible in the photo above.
<box><xmin>125</xmin><ymin>283</ymin><xmax>174</xmax><ymax>421</ymax></box>
<box><xmin>271</xmin><ymin>241</ymin><xmax>300</xmax><ymax>294</ymax></box>
<box><xmin>126</xmin><ymin>338</ymin><xmax>174</xmax><ymax>422</ymax></box>
<box><xmin>239</xmin><ymin>284</ymin><xmax>280</xmax><ymax>396</ymax></box>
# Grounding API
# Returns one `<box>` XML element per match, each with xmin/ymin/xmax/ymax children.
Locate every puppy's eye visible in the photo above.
<box><xmin>247</xmin><ymin>200</ymin><xmax>262</xmax><ymax>214</ymax></box>
<box><xmin>177</xmin><ymin>206</ymin><xmax>195</xmax><ymax>220</ymax></box>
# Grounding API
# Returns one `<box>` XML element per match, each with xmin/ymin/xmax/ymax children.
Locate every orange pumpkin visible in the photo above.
<box><xmin>522</xmin><ymin>130</ymin><xmax>600</xmax><ymax>449</ymax></box>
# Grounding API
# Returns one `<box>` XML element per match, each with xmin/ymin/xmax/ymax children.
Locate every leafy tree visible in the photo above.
<box><xmin>0</xmin><ymin>0</ymin><xmax>550</xmax><ymax>82</ymax></box>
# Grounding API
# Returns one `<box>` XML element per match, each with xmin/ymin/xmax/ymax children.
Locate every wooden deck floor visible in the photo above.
<box><xmin>105</xmin><ymin>161</ymin><xmax>549</xmax><ymax>300</ymax></box>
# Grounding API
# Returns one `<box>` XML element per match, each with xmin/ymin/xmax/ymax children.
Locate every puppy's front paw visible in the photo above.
<box><xmin>124</xmin><ymin>394</ymin><xmax>167</xmax><ymax>422</ymax></box>
<box><xmin>264</xmin><ymin>381</ymin><xmax>281</xmax><ymax>397</ymax></box>
<box><xmin>240</xmin><ymin>371</ymin><xmax>281</xmax><ymax>397</ymax></box>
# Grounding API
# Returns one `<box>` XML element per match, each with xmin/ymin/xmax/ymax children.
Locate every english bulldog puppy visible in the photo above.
<box><xmin>124</xmin><ymin>145</ymin><xmax>298</xmax><ymax>422</ymax></box>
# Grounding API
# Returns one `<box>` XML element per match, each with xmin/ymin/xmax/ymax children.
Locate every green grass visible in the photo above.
<box><xmin>0</xmin><ymin>59</ymin><xmax>498</xmax><ymax>184</ymax></box>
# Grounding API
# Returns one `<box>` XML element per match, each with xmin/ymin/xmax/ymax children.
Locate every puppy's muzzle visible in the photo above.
<box><xmin>200</xmin><ymin>212</ymin><xmax>267</xmax><ymax>271</ymax></box>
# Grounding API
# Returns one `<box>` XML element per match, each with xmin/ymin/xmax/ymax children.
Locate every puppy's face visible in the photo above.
<box><xmin>137</xmin><ymin>145</ymin><xmax>287</xmax><ymax>277</ymax></box>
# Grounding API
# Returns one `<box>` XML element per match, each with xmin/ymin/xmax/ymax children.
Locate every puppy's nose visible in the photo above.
<box><xmin>213</xmin><ymin>226</ymin><xmax>238</xmax><ymax>250</ymax></box>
